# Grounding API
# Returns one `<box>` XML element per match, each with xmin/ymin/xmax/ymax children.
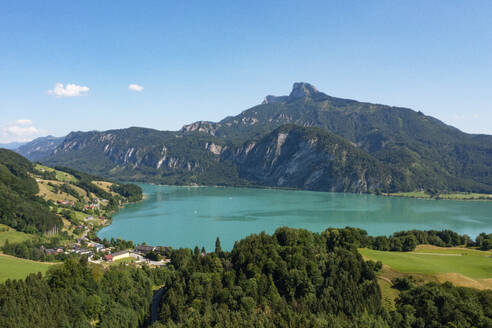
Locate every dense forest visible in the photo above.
<box><xmin>0</xmin><ymin>257</ymin><xmax>168</xmax><ymax>328</ymax></box>
<box><xmin>0</xmin><ymin>227</ymin><xmax>491</xmax><ymax>327</ymax></box>
<box><xmin>0</xmin><ymin>149</ymin><xmax>61</xmax><ymax>233</ymax></box>
<box><xmin>149</xmin><ymin>227</ymin><xmax>492</xmax><ymax>327</ymax></box>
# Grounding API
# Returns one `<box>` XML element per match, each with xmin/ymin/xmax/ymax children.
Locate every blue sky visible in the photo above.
<box><xmin>1</xmin><ymin>1</ymin><xmax>491</xmax><ymax>142</ymax></box>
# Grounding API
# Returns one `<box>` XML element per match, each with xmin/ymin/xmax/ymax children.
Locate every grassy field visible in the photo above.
<box><xmin>93</xmin><ymin>181</ymin><xmax>117</xmax><ymax>195</ymax></box>
<box><xmin>387</xmin><ymin>191</ymin><xmax>492</xmax><ymax>200</ymax></box>
<box><xmin>0</xmin><ymin>224</ymin><xmax>35</xmax><ymax>246</ymax></box>
<box><xmin>37</xmin><ymin>179</ymin><xmax>90</xmax><ymax>203</ymax></box>
<box><xmin>0</xmin><ymin>254</ymin><xmax>54</xmax><ymax>282</ymax></box>
<box><xmin>37</xmin><ymin>180</ymin><xmax>78</xmax><ymax>202</ymax></box>
<box><xmin>438</xmin><ymin>193</ymin><xmax>492</xmax><ymax>200</ymax></box>
<box><xmin>388</xmin><ymin>191</ymin><xmax>431</xmax><ymax>198</ymax></box>
<box><xmin>360</xmin><ymin>245</ymin><xmax>492</xmax><ymax>309</ymax></box>
<box><xmin>360</xmin><ymin>245</ymin><xmax>492</xmax><ymax>279</ymax></box>
<box><xmin>376</xmin><ymin>274</ymin><xmax>400</xmax><ymax>311</ymax></box>
<box><xmin>35</xmin><ymin>164</ymin><xmax>78</xmax><ymax>183</ymax></box>
<box><xmin>360</xmin><ymin>245</ymin><xmax>492</xmax><ymax>291</ymax></box>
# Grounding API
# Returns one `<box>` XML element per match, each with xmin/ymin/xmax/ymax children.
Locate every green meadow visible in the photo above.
<box><xmin>359</xmin><ymin>246</ymin><xmax>492</xmax><ymax>279</ymax></box>
<box><xmin>35</xmin><ymin>164</ymin><xmax>78</xmax><ymax>183</ymax></box>
<box><xmin>388</xmin><ymin>191</ymin><xmax>492</xmax><ymax>200</ymax></box>
<box><xmin>0</xmin><ymin>224</ymin><xmax>35</xmax><ymax>247</ymax></box>
<box><xmin>0</xmin><ymin>254</ymin><xmax>54</xmax><ymax>282</ymax></box>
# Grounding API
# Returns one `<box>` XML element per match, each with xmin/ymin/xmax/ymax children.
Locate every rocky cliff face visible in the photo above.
<box><xmin>44</xmin><ymin>127</ymin><xmax>243</xmax><ymax>185</ymax></box>
<box><xmin>181</xmin><ymin>121</ymin><xmax>219</xmax><ymax>136</ymax></box>
<box><xmin>231</xmin><ymin>125</ymin><xmax>396</xmax><ymax>193</ymax></box>
<box><xmin>42</xmin><ymin>125</ymin><xmax>401</xmax><ymax>192</ymax></box>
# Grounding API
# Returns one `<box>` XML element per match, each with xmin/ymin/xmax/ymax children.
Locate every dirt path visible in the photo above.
<box><xmin>150</xmin><ymin>287</ymin><xmax>165</xmax><ymax>325</ymax></box>
<box><xmin>412</xmin><ymin>252</ymin><xmax>462</xmax><ymax>256</ymax></box>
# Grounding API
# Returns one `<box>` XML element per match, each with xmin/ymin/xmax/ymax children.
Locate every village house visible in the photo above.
<box><xmin>87</xmin><ymin>242</ymin><xmax>104</xmax><ymax>251</ymax></box>
<box><xmin>75</xmin><ymin>248</ymin><xmax>92</xmax><ymax>255</ymax></box>
<box><xmin>40</xmin><ymin>246</ymin><xmax>64</xmax><ymax>255</ymax></box>
<box><xmin>44</xmin><ymin>248</ymin><xmax>55</xmax><ymax>255</ymax></box>
<box><xmin>57</xmin><ymin>200</ymin><xmax>75</xmax><ymax>207</ymax></box>
<box><xmin>112</xmin><ymin>250</ymin><xmax>131</xmax><ymax>261</ymax></box>
<box><xmin>83</xmin><ymin>204</ymin><xmax>98</xmax><ymax>211</ymax></box>
<box><xmin>136</xmin><ymin>245</ymin><xmax>155</xmax><ymax>254</ymax></box>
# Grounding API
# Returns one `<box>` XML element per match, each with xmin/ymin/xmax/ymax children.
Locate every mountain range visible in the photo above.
<box><xmin>15</xmin><ymin>135</ymin><xmax>64</xmax><ymax>162</ymax></box>
<box><xmin>13</xmin><ymin>82</ymin><xmax>492</xmax><ymax>193</ymax></box>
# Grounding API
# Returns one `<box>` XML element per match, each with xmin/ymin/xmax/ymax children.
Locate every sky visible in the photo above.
<box><xmin>1</xmin><ymin>1</ymin><xmax>492</xmax><ymax>143</ymax></box>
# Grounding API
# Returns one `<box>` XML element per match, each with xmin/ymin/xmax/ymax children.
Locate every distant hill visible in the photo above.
<box><xmin>0</xmin><ymin>141</ymin><xmax>27</xmax><ymax>150</ymax></box>
<box><xmin>15</xmin><ymin>135</ymin><xmax>65</xmax><ymax>162</ymax></box>
<box><xmin>38</xmin><ymin>82</ymin><xmax>492</xmax><ymax>193</ymax></box>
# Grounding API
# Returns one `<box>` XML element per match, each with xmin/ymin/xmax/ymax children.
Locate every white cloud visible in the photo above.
<box><xmin>48</xmin><ymin>83</ymin><xmax>90</xmax><ymax>97</ymax></box>
<box><xmin>15</xmin><ymin>119</ymin><xmax>33</xmax><ymax>125</ymax></box>
<box><xmin>128</xmin><ymin>84</ymin><xmax>144</xmax><ymax>92</ymax></box>
<box><xmin>0</xmin><ymin>119</ymin><xmax>45</xmax><ymax>143</ymax></box>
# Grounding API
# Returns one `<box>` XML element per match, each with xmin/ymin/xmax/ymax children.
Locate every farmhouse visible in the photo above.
<box><xmin>111</xmin><ymin>250</ymin><xmax>131</xmax><ymax>261</ymax></box>
<box><xmin>136</xmin><ymin>245</ymin><xmax>155</xmax><ymax>254</ymax></box>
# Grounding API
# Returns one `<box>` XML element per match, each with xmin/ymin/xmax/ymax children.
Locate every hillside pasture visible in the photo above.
<box><xmin>92</xmin><ymin>180</ymin><xmax>120</xmax><ymax>197</ymax></box>
<box><xmin>360</xmin><ymin>245</ymin><xmax>492</xmax><ymax>291</ymax></box>
<box><xmin>0</xmin><ymin>253</ymin><xmax>54</xmax><ymax>282</ymax></box>
<box><xmin>359</xmin><ymin>245</ymin><xmax>492</xmax><ymax>280</ymax></box>
<box><xmin>0</xmin><ymin>224</ymin><xmax>34</xmax><ymax>246</ymax></box>
<box><xmin>35</xmin><ymin>164</ymin><xmax>78</xmax><ymax>183</ymax></box>
<box><xmin>36</xmin><ymin>179</ymin><xmax>90</xmax><ymax>202</ymax></box>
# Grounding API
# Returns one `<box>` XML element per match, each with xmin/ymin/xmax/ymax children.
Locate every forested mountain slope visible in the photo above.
<box><xmin>0</xmin><ymin>148</ymin><xmax>142</xmax><ymax>235</ymax></box>
<box><xmin>182</xmin><ymin>82</ymin><xmax>492</xmax><ymax>192</ymax></box>
<box><xmin>44</xmin><ymin>127</ymin><xmax>246</xmax><ymax>186</ymax></box>
<box><xmin>33</xmin><ymin>82</ymin><xmax>492</xmax><ymax>193</ymax></box>
<box><xmin>0</xmin><ymin>149</ymin><xmax>61</xmax><ymax>233</ymax></box>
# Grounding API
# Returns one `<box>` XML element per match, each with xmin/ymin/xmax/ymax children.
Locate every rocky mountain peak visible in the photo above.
<box><xmin>262</xmin><ymin>95</ymin><xmax>288</xmax><ymax>104</ymax></box>
<box><xmin>289</xmin><ymin>82</ymin><xmax>319</xmax><ymax>99</ymax></box>
<box><xmin>261</xmin><ymin>82</ymin><xmax>319</xmax><ymax>104</ymax></box>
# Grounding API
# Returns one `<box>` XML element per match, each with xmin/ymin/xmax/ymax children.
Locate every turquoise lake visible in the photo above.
<box><xmin>97</xmin><ymin>184</ymin><xmax>492</xmax><ymax>251</ymax></box>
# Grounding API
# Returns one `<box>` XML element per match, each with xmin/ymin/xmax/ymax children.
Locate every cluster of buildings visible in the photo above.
<box><xmin>57</xmin><ymin>200</ymin><xmax>75</xmax><ymax>207</ymax></box>
<box><xmin>83</xmin><ymin>203</ymin><xmax>99</xmax><ymax>211</ymax></box>
<box><xmin>136</xmin><ymin>244</ymin><xmax>171</xmax><ymax>254</ymax></box>
<box><xmin>40</xmin><ymin>246</ymin><xmax>64</xmax><ymax>256</ymax></box>
<box><xmin>100</xmin><ymin>244</ymin><xmax>170</xmax><ymax>266</ymax></box>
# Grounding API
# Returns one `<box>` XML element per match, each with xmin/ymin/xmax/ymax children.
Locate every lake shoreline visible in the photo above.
<box><xmin>137</xmin><ymin>181</ymin><xmax>492</xmax><ymax>202</ymax></box>
<box><xmin>98</xmin><ymin>184</ymin><xmax>492</xmax><ymax>251</ymax></box>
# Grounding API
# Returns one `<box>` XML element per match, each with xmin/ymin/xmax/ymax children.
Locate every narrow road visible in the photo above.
<box><xmin>150</xmin><ymin>287</ymin><xmax>165</xmax><ymax>325</ymax></box>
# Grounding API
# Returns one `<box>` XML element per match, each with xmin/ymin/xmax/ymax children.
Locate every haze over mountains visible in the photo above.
<box><xmin>14</xmin><ymin>82</ymin><xmax>492</xmax><ymax>193</ymax></box>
